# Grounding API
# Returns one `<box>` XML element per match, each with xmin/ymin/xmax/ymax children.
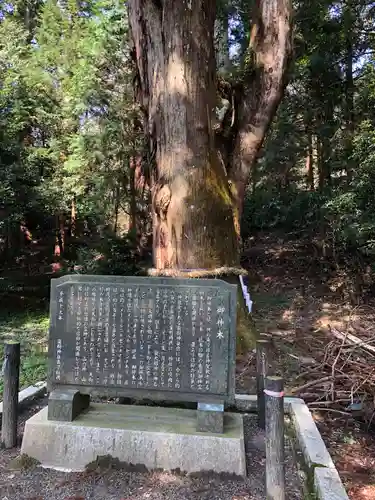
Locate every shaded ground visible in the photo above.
<box><xmin>238</xmin><ymin>232</ymin><xmax>375</xmax><ymax>499</ymax></box>
<box><xmin>0</xmin><ymin>264</ymin><xmax>303</xmax><ymax>500</ymax></box>
<box><xmin>0</xmin><ymin>399</ymin><xmax>303</xmax><ymax>500</ymax></box>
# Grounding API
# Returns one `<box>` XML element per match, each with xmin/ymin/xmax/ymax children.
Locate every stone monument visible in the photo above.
<box><xmin>21</xmin><ymin>275</ymin><xmax>246</xmax><ymax>476</ymax></box>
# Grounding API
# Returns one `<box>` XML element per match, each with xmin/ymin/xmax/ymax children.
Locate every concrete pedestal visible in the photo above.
<box><xmin>21</xmin><ymin>403</ymin><xmax>246</xmax><ymax>476</ymax></box>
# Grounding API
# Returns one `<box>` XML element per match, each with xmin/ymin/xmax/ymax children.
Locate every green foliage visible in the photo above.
<box><xmin>242</xmin><ymin>0</ymin><xmax>375</xmax><ymax>264</ymax></box>
<box><xmin>0</xmin><ymin>309</ymin><xmax>49</xmax><ymax>399</ymax></box>
<box><xmin>324</xmin><ymin>120</ymin><xmax>375</xmax><ymax>255</ymax></box>
<box><xmin>1</xmin><ymin>0</ymin><xmax>375</xmax><ymax>275</ymax></box>
<box><xmin>242</xmin><ymin>188</ymin><xmax>327</xmax><ymax>236</ymax></box>
<box><xmin>71</xmin><ymin>233</ymin><xmax>143</xmax><ymax>276</ymax></box>
<box><xmin>0</xmin><ymin>0</ymin><xmax>142</xmax><ymax>265</ymax></box>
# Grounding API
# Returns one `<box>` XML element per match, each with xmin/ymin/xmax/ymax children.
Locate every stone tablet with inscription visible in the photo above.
<box><xmin>49</xmin><ymin>275</ymin><xmax>237</xmax><ymax>403</ymax></box>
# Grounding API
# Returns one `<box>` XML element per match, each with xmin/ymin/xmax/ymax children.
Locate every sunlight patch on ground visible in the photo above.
<box><xmin>149</xmin><ymin>471</ymin><xmax>185</xmax><ymax>486</ymax></box>
<box><xmin>0</xmin><ymin>311</ymin><xmax>49</xmax><ymax>342</ymax></box>
<box><xmin>0</xmin><ymin>309</ymin><xmax>49</xmax><ymax>398</ymax></box>
<box><xmin>354</xmin><ymin>485</ymin><xmax>375</xmax><ymax>499</ymax></box>
<box><xmin>281</xmin><ymin>309</ymin><xmax>295</xmax><ymax>322</ymax></box>
<box><xmin>264</xmin><ymin>243</ymin><xmax>296</xmax><ymax>258</ymax></box>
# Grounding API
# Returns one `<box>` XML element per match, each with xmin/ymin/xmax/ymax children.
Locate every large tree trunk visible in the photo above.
<box><xmin>229</xmin><ymin>1</ymin><xmax>292</xmax><ymax>226</ymax></box>
<box><xmin>129</xmin><ymin>0</ymin><xmax>292</xmax><ymax>270</ymax></box>
<box><xmin>129</xmin><ymin>0</ymin><xmax>238</xmax><ymax>270</ymax></box>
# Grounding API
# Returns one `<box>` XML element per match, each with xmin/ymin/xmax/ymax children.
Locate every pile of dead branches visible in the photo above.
<box><xmin>290</xmin><ymin>314</ymin><xmax>375</xmax><ymax>425</ymax></box>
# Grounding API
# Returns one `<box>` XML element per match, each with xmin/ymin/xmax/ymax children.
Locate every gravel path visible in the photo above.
<box><xmin>0</xmin><ymin>400</ymin><xmax>303</xmax><ymax>500</ymax></box>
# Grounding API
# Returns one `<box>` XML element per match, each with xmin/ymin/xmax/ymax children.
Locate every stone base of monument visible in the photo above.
<box><xmin>21</xmin><ymin>403</ymin><xmax>246</xmax><ymax>476</ymax></box>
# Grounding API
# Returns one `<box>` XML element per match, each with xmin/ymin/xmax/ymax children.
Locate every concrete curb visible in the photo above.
<box><xmin>0</xmin><ymin>381</ymin><xmax>47</xmax><ymax>426</ymax></box>
<box><xmin>233</xmin><ymin>393</ymin><xmax>349</xmax><ymax>500</ymax></box>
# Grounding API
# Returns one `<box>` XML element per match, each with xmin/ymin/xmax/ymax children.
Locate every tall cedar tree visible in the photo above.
<box><xmin>128</xmin><ymin>0</ymin><xmax>292</xmax><ymax>270</ymax></box>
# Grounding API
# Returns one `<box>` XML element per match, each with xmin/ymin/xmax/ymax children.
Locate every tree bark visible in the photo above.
<box><xmin>229</xmin><ymin>0</ymin><xmax>292</xmax><ymax>228</ymax></box>
<box><xmin>317</xmin><ymin>136</ymin><xmax>324</xmax><ymax>191</ymax></box>
<box><xmin>113</xmin><ymin>184</ymin><xmax>120</xmax><ymax>235</ymax></box>
<box><xmin>317</xmin><ymin>132</ymin><xmax>331</xmax><ymax>191</ymax></box>
<box><xmin>306</xmin><ymin>128</ymin><xmax>314</xmax><ymax>191</ymax></box>
<box><xmin>70</xmin><ymin>198</ymin><xmax>76</xmax><ymax>237</ymax></box>
<box><xmin>54</xmin><ymin>213</ymin><xmax>65</xmax><ymax>257</ymax></box>
<box><xmin>129</xmin><ymin>157</ymin><xmax>138</xmax><ymax>237</ymax></box>
<box><xmin>215</xmin><ymin>9</ymin><xmax>230</xmax><ymax>76</ymax></box>
<box><xmin>129</xmin><ymin>0</ymin><xmax>292</xmax><ymax>270</ymax></box>
<box><xmin>129</xmin><ymin>0</ymin><xmax>238</xmax><ymax>270</ymax></box>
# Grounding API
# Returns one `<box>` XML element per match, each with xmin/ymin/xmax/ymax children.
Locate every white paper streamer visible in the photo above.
<box><xmin>239</xmin><ymin>275</ymin><xmax>253</xmax><ymax>313</ymax></box>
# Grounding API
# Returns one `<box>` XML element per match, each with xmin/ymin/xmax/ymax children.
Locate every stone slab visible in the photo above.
<box><xmin>314</xmin><ymin>467</ymin><xmax>350</xmax><ymax>500</ymax></box>
<box><xmin>48</xmin><ymin>388</ymin><xmax>90</xmax><ymax>421</ymax></box>
<box><xmin>233</xmin><ymin>393</ymin><xmax>304</xmax><ymax>413</ymax></box>
<box><xmin>0</xmin><ymin>381</ymin><xmax>46</xmax><ymax>426</ymax></box>
<box><xmin>21</xmin><ymin>403</ymin><xmax>246</xmax><ymax>476</ymax></box>
<box><xmin>197</xmin><ymin>403</ymin><xmax>224</xmax><ymax>433</ymax></box>
<box><xmin>290</xmin><ymin>400</ymin><xmax>335</xmax><ymax>469</ymax></box>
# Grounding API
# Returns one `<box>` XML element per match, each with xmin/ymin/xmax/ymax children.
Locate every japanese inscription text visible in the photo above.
<box><xmin>49</xmin><ymin>276</ymin><xmax>237</xmax><ymax>401</ymax></box>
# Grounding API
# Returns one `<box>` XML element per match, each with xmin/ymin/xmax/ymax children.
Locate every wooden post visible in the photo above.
<box><xmin>1</xmin><ymin>342</ymin><xmax>20</xmax><ymax>449</ymax></box>
<box><xmin>265</xmin><ymin>376</ymin><xmax>285</xmax><ymax>500</ymax></box>
<box><xmin>256</xmin><ymin>339</ymin><xmax>270</xmax><ymax>429</ymax></box>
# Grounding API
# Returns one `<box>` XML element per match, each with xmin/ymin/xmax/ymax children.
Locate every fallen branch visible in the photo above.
<box><xmin>309</xmin><ymin>407</ymin><xmax>353</xmax><ymax>417</ymax></box>
<box><xmin>290</xmin><ymin>375</ymin><xmax>350</xmax><ymax>395</ymax></box>
<box><xmin>295</xmin><ymin>366</ymin><xmax>324</xmax><ymax>380</ymax></box>
<box><xmin>331</xmin><ymin>331</ymin><xmax>348</xmax><ymax>401</ymax></box>
<box><xmin>308</xmin><ymin>399</ymin><xmax>351</xmax><ymax>406</ymax></box>
<box><xmin>290</xmin><ymin>321</ymin><xmax>375</xmax><ymax>424</ymax></box>
<box><xmin>329</xmin><ymin>326</ymin><xmax>375</xmax><ymax>356</ymax></box>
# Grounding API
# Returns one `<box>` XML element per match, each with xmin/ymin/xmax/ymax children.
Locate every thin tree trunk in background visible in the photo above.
<box><xmin>215</xmin><ymin>10</ymin><xmax>230</xmax><ymax>75</ymax></box>
<box><xmin>251</xmin><ymin>161</ymin><xmax>257</xmax><ymax>194</ymax></box>
<box><xmin>129</xmin><ymin>157</ymin><xmax>137</xmax><ymax>236</ymax></box>
<box><xmin>230</xmin><ymin>0</ymin><xmax>292</xmax><ymax>232</ymax></box>
<box><xmin>4</xmin><ymin>217</ymin><xmax>10</xmax><ymax>261</ymax></box>
<box><xmin>306</xmin><ymin>130</ymin><xmax>314</xmax><ymax>191</ymax></box>
<box><xmin>70</xmin><ymin>198</ymin><xmax>76</xmax><ymax>237</ymax></box>
<box><xmin>114</xmin><ymin>184</ymin><xmax>120</xmax><ymax>235</ymax></box>
<box><xmin>344</xmin><ymin>0</ymin><xmax>355</xmax><ymax>183</ymax></box>
<box><xmin>59</xmin><ymin>215</ymin><xmax>65</xmax><ymax>254</ymax></box>
<box><xmin>54</xmin><ymin>214</ymin><xmax>65</xmax><ymax>257</ymax></box>
<box><xmin>317</xmin><ymin>136</ymin><xmax>324</xmax><ymax>191</ymax></box>
<box><xmin>283</xmin><ymin>164</ymin><xmax>291</xmax><ymax>189</ymax></box>
<box><xmin>54</xmin><ymin>232</ymin><xmax>60</xmax><ymax>257</ymax></box>
<box><xmin>322</xmin><ymin>134</ymin><xmax>331</xmax><ymax>189</ymax></box>
<box><xmin>317</xmin><ymin>110</ymin><xmax>331</xmax><ymax>192</ymax></box>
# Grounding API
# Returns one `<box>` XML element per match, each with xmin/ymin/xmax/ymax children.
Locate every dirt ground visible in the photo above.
<box><xmin>238</xmin><ymin>232</ymin><xmax>375</xmax><ymax>499</ymax></box>
<box><xmin>0</xmin><ymin>398</ymin><xmax>303</xmax><ymax>500</ymax></box>
<box><xmin>2</xmin><ymin>231</ymin><xmax>374</xmax><ymax>498</ymax></box>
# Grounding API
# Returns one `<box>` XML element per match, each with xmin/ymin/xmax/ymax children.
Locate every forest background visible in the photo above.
<box><xmin>1</xmin><ymin>1</ymin><xmax>375</xmax><ymax>496</ymax></box>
